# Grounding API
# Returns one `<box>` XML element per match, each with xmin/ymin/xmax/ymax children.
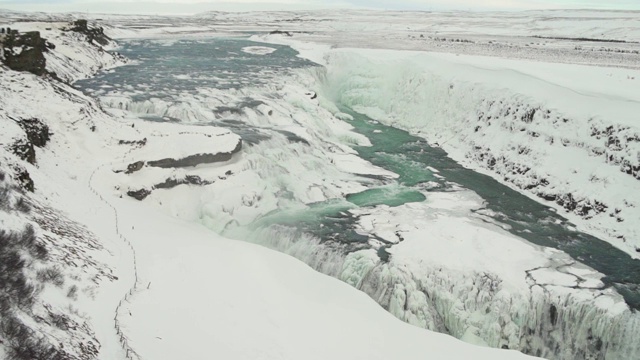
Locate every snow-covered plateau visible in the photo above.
<box><xmin>1</xmin><ymin>9</ymin><xmax>639</xmax><ymax>360</ymax></box>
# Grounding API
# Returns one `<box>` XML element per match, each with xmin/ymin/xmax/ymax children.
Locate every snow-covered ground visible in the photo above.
<box><xmin>3</xmin><ymin>7</ymin><xmax>640</xmax><ymax>359</ymax></box>
<box><xmin>0</xmin><ymin>15</ymin><xmax>551</xmax><ymax>360</ymax></box>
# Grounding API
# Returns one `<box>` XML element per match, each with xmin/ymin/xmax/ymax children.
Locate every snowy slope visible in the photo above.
<box><xmin>0</xmin><ymin>27</ymin><xmax>133</xmax><ymax>358</ymax></box>
<box><xmin>95</xmin><ymin>169</ymin><xmax>539</xmax><ymax>360</ymax></box>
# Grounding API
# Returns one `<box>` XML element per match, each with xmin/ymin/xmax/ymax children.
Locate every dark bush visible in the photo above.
<box><xmin>66</xmin><ymin>284</ymin><xmax>78</xmax><ymax>300</ymax></box>
<box><xmin>36</xmin><ymin>267</ymin><xmax>65</xmax><ymax>287</ymax></box>
<box><xmin>49</xmin><ymin>312</ymin><xmax>71</xmax><ymax>331</ymax></box>
<box><xmin>3</xmin><ymin>314</ymin><xmax>66</xmax><ymax>360</ymax></box>
<box><xmin>0</xmin><ymin>226</ymin><xmax>44</xmax><ymax>310</ymax></box>
<box><xmin>0</xmin><ymin>186</ymin><xmax>10</xmax><ymax>210</ymax></box>
<box><xmin>14</xmin><ymin>196</ymin><xmax>31</xmax><ymax>213</ymax></box>
<box><xmin>0</xmin><ymin>226</ymin><xmax>67</xmax><ymax>359</ymax></box>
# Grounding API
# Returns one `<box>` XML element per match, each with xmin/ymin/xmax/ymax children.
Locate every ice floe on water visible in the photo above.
<box><xmin>242</xmin><ymin>45</ymin><xmax>277</xmax><ymax>55</ymax></box>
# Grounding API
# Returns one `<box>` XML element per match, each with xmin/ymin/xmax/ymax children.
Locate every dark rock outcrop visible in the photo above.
<box><xmin>125</xmin><ymin>161</ymin><xmax>145</xmax><ymax>174</ymax></box>
<box><xmin>10</xmin><ymin>138</ymin><xmax>36</xmax><ymax>165</ymax></box>
<box><xmin>1</xmin><ymin>31</ymin><xmax>53</xmax><ymax>76</ymax></box>
<box><xmin>119</xmin><ymin>138</ymin><xmax>147</xmax><ymax>147</ymax></box>
<box><xmin>16</xmin><ymin>118</ymin><xmax>50</xmax><ymax>148</ymax></box>
<box><xmin>127</xmin><ymin>188</ymin><xmax>151</xmax><ymax>201</ymax></box>
<box><xmin>153</xmin><ymin>175</ymin><xmax>214</xmax><ymax>190</ymax></box>
<box><xmin>67</xmin><ymin>20</ymin><xmax>111</xmax><ymax>46</ymax></box>
<box><xmin>269</xmin><ymin>30</ymin><xmax>293</xmax><ymax>37</ymax></box>
<box><xmin>14</xmin><ymin>167</ymin><xmax>34</xmax><ymax>192</ymax></box>
<box><xmin>147</xmin><ymin>140</ymin><xmax>242</xmax><ymax>168</ymax></box>
<box><xmin>127</xmin><ymin>175</ymin><xmax>216</xmax><ymax>201</ymax></box>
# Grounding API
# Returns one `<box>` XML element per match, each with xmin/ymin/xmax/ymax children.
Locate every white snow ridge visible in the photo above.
<box><xmin>1</xmin><ymin>8</ymin><xmax>640</xmax><ymax>360</ymax></box>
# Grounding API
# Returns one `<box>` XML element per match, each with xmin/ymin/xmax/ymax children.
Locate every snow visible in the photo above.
<box><xmin>332</xmin><ymin>153</ymin><xmax>398</xmax><ymax>178</ymax></box>
<box><xmin>241</xmin><ymin>45</ymin><xmax>277</xmax><ymax>55</ymax></box>
<box><xmin>0</xmin><ymin>18</ymin><xmax>542</xmax><ymax>360</ymax></box>
<box><xmin>3</xmin><ymin>10</ymin><xmax>640</xmax><ymax>360</ymax></box>
<box><xmin>98</xmin><ymin>184</ymin><xmax>538</xmax><ymax>360</ymax></box>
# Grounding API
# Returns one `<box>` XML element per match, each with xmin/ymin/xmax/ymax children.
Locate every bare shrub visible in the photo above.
<box><xmin>66</xmin><ymin>284</ymin><xmax>78</xmax><ymax>300</ymax></box>
<box><xmin>49</xmin><ymin>312</ymin><xmax>71</xmax><ymax>331</ymax></box>
<box><xmin>15</xmin><ymin>196</ymin><xmax>31</xmax><ymax>213</ymax></box>
<box><xmin>36</xmin><ymin>267</ymin><xmax>65</xmax><ymax>287</ymax></box>
<box><xmin>0</xmin><ymin>185</ymin><xmax>10</xmax><ymax>210</ymax></box>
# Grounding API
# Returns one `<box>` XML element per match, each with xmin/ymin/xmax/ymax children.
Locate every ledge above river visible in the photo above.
<box><xmin>117</xmin><ymin>122</ymin><xmax>242</xmax><ymax>171</ymax></box>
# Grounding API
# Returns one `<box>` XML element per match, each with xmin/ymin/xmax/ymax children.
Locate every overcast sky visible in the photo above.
<box><xmin>0</xmin><ymin>0</ymin><xmax>638</xmax><ymax>14</ymax></box>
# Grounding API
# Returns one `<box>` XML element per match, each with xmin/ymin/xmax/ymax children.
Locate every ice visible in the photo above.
<box><xmin>241</xmin><ymin>45</ymin><xmax>277</xmax><ymax>55</ymax></box>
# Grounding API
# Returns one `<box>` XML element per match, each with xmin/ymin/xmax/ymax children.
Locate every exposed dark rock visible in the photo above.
<box><xmin>538</xmin><ymin>193</ymin><xmax>556</xmax><ymax>202</ymax></box>
<box><xmin>66</xmin><ymin>19</ymin><xmax>111</xmax><ymax>46</ymax></box>
<box><xmin>153</xmin><ymin>175</ymin><xmax>214</xmax><ymax>190</ymax></box>
<box><xmin>276</xmin><ymin>130</ymin><xmax>310</xmax><ymax>145</ymax></box>
<box><xmin>269</xmin><ymin>30</ymin><xmax>293</xmax><ymax>37</ymax></box>
<box><xmin>14</xmin><ymin>167</ymin><xmax>34</xmax><ymax>192</ymax></box>
<box><xmin>521</xmin><ymin>108</ymin><xmax>537</xmax><ymax>124</ymax></box>
<box><xmin>119</xmin><ymin>138</ymin><xmax>147</xmax><ymax>147</ymax></box>
<box><xmin>10</xmin><ymin>138</ymin><xmax>36</xmax><ymax>165</ymax></box>
<box><xmin>15</xmin><ymin>118</ymin><xmax>50</xmax><ymax>148</ymax></box>
<box><xmin>147</xmin><ymin>140</ymin><xmax>242</xmax><ymax>168</ymax></box>
<box><xmin>127</xmin><ymin>188</ymin><xmax>151</xmax><ymax>201</ymax></box>
<box><xmin>1</xmin><ymin>31</ymin><xmax>50</xmax><ymax>76</ymax></box>
<box><xmin>127</xmin><ymin>175</ymin><xmax>216</xmax><ymax>200</ymax></box>
<box><xmin>125</xmin><ymin>161</ymin><xmax>145</xmax><ymax>174</ymax></box>
<box><xmin>549</xmin><ymin>304</ymin><xmax>558</xmax><ymax>326</ymax></box>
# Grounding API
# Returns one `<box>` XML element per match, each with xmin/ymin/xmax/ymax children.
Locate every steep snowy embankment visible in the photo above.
<box><xmin>0</xmin><ymin>21</ymin><xmax>133</xmax><ymax>359</ymax></box>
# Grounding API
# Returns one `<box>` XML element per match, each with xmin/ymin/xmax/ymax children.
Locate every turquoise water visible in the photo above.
<box><xmin>75</xmin><ymin>37</ymin><xmax>640</xmax><ymax>310</ymax></box>
<box><xmin>76</xmin><ymin>38</ymin><xmax>317</xmax><ymax>101</ymax></box>
<box><xmin>344</xmin><ymin>108</ymin><xmax>640</xmax><ymax>309</ymax></box>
